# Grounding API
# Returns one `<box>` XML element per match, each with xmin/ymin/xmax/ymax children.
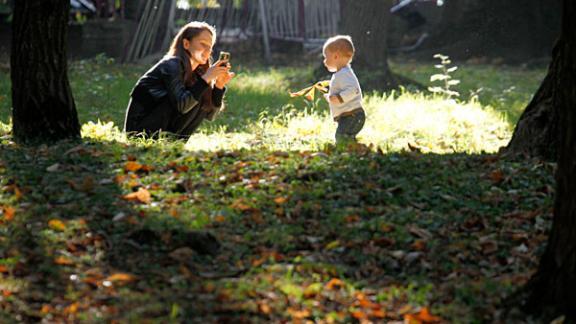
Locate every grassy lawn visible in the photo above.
<box><xmin>0</xmin><ymin>57</ymin><xmax>553</xmax><ymax>322</ymax></box>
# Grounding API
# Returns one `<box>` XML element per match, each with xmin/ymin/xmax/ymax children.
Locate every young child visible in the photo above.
<box><xmin>322</xmin><ymin>35</ymin><xmax>366</xmax><ymax>145</ymax></box>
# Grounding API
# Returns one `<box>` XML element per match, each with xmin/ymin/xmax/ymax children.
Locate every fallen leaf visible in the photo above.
<box><xmin>489</xmin><ymin>169</ymin><xmax>505</xmax><ymax>184</ymax></box>
<box><xmin>124</xmin><ymin>161</ymin><xmax>142</xmax><ymax>172</ymax></box>
<box><xmin>274</xmin><ymin>196</ymin><xmax>288</xmax><ymax>205</ymax></box>
<box><xmin>64</xmin><ymin>302</ymin><xmax>79</xmax><ymax>315</ymax></box>
<box><xmin>325</xmin><ymin>278</ymin><xmax>345</xmax><ymax>290</ymax></box>
<box><xmin>48</xmin><ymin>219</ymin><xmax>66</xmax><ymax>231</ymax></box>
<box><xmin>54</xmin><ymin>256</ymin><xmax>74</xmax><ymax>265</ymax></box>
<box><xmin>105</xmin><ymin>273</ymin><xmax>137</xmax><ymax>283</ymax></box>
<box><xmin>287</xmin><ymin>307</ymin><xmax>311</xmax><ymax>319</ymax></box>
<box><xmin>345</xmin><ymin>214</ymin><xmax>361</xmax><ymax>223</ymax></box>
<box><xmin>41</xmin><ymin>304</ymin><xmax>53</xmax><ymax>314</ymax></box>
<box><xmin>2</xmin><ymin>206</ymin><xmax>15</xmax><ymax>221</ymax></box>
<box><xmin>231</xmin><ymin>199</ymin><xmax>252</xmax><ymax>211</ymax></box>
<box><xmin>351</xmin><ymin>310</ymin><xmax>368</xmax><ymax>320</ymax></box>
<box><xmin>46</xmin><ymin>163</ymin><xmax>60</xmax><ymax>172</ymax></box>
<box><xmin>258</xmin><ymin>302</ymin><xmax>272</xmax><ymax>314</ymax></box>
<box><xmin>405</xmin><ymin>307</ymin><xmax>442</xmax><ymax>323</ymax></box>
<box><xmin>123</xmin><ymin>188</ymin><xmax>151</xmax><ymax>204</ymax></box>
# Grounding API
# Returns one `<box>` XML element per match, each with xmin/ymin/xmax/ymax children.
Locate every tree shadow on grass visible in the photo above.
<box><xmin>0</xmin><ymin>138</ymin><xmax>555</xmax><ymax>322</ymax></box>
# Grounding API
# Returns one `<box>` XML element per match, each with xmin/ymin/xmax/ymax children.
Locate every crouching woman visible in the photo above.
<box><xmin>124</xmin><ymin>21</ymin><xmax>234</xmax><ymax>138</ymax></box>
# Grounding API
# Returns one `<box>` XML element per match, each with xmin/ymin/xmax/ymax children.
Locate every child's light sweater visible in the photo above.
<box><xmin>328</xmin><ymin>65</ymin><xmax>363</xmax><ymax>120</ymax></box>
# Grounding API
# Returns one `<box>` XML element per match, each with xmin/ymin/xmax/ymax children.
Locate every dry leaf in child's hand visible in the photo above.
<box><xmin>289</xmin><ymin>80</ymin><xmax>330</xmax><ymax>101</ymax></box>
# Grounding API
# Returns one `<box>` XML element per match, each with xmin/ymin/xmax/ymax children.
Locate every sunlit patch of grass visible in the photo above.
<box><xmin>0</xmin><ymin>120</ymin><xmax>10</xmax><ymax>137</ymax></box>
<box><xmin>361</xmin><ymin>91</ymin><xmax>511</xmax><ymax>153</ymax></box>
<box><xmin>81</xmin><ymin>120</ymin><xmax>126</xmax><ymax>142</ymax></box>
<box><xmin>390</xmin><ymin>60</ymin><xmax>546</xmax><ymax>124</ymax></box>
<box><xmin>179</xmin><ymin>91</ymin><xmax>512</xmax><ymax>154</ymax></box>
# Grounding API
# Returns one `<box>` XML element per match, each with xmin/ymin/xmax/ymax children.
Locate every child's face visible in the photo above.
<box><xmin>183</xmin><ymin>30</ymin><xmax>214</xmax><ymax>65</ymax></box>
<box><xmin>323</xmin><ymin>48</ymin><xmax>340</xmax><ymax>73</ymax></box>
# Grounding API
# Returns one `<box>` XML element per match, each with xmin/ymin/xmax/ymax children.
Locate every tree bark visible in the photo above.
<box><xmin>11</xmin><ymin>0</ymin><xmax>80</xmax><ymax>144</ymax></box>
<box><xmin>503</xmin><ymin>48</ymin><xmax>558</xmax><ymax>160</ymax></box>
<box><xmin>518</xmin><ymin>0</ymin><xmax>576</xmax><ymax>320</ymax></box>
<box><xmin>421</xmin><ymin>0</ymin><xmax>561</xmax><ymax>63</ymax></box>
<box><xmin>338</xmin><ymin>0</ymin><xmax>399</xmax><ymax>90</ymax></box>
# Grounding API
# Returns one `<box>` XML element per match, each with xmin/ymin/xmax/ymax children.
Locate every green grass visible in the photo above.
<box><xmin>0</xmin><ymin>57</ymin><xmax>553</xmax><ymax>322</ymax></box>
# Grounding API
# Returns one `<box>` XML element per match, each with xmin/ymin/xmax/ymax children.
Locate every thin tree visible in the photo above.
<box><xmin>11</xmin><ymin>0</ymin><xmax>80</xmax><ymax>143</ymax></box>
<box><xmin>510</xmin><ymin>0</ymin><xmax>576</xmax><ymax>320</ymax></box>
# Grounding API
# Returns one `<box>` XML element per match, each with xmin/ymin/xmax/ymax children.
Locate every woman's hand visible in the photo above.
<box><xmin>201</xmin><ymin>60</ymin><xmax>229</xmax><ymax>84</ymax></box>
<box><xmin>215</xmin><ymin>63</ymin><xmax>235</xmax><ymax>89</ymax></box>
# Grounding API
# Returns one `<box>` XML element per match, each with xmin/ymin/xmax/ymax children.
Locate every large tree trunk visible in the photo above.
<box><xmin>503</xmin><ymin>49</ymin><xmax>558</xmax><ymax>160</ymax></box>
<box><xmin>11</xmin><ymin>0</ymin><xmax>80</xmax><ymax>144</ymax></box>
<box><xmin>338</xmin><ymin>0</ymin><xmax>399</xmax><ymax>90</ymax></box>
<box><xmin>420</xmin><ymin>0</ymin><xmax>561</xmax><ymax>63</ymax></box>
<box><xmin>516</xmin><ymin>0</ymin><xmax>576</xmax><ymax>320</ymax></box>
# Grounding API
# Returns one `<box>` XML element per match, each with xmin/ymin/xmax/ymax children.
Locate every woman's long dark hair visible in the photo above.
<box><xmin>167</xmin><ymin>21</ymin><xmax>216</xmax><ymax>87</ymax></box>
<box><xmin>167</xmin><ymin>21</ymin><xmax>217</xmax><ymax>108</ymax></box>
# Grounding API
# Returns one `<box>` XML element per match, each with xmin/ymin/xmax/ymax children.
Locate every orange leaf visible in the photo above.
<box><xmin>325</xmin><ymin>278</ymin><xmax>344</xmax><ymax>290</ymax></box>
<box><xmin>48</xmin><ymin>219</ymin><xmax>66</xmax><ymax>231</ymax></box>
<box><xmin>169</xmin><ymin>208</ymin><xmax>179</xmax><ymax>218</ymax></box>
<box><xmin>64</xmin><ymin>302</ymin><xmax>79</xmax><ymax>315</ymax></box>
<box><xmin>123</xmin><ymin>188</ymin><xmax>151</xmax><ymax>204</ymax></box>
<box><xmin>54</xmin><ymin>256</ymin><xmax>74</xmax><ymax>265</ymax></box>
<box><xmin>372</xmin><ymin>308</ymin><xmax>386</xmax><ymax>318</ymax></box>
<box><xmin>418</xmin><ymin>308</ymin><xmax>442</xmax><ymax>322</ymax></box>
<box><xmin>287</xmin><ymin>307</ymin><xmax>311</xmax><ymax>319</ymax></box>
<box><xmin>14</xmin><ymin>187</ymin><xmax>22</xmax><ymax>200</ymax></box>
<box><xmin>258</xmin><ymin>302</ymin><xmax>272</xmax><ymax>314</ymax></box>
<box><xmin>124</xmin><ymin>161</ymin><xmax>142</xmax><ymax>172</ymax></box>
<box><xmin>274</xmin><ymin>196</ymin><xmax>288</xmax><ymax>205</ymax></box>
<box><xmin>214</xmin><ymin>215</ymin><xmax>226</xmax><ymax>223</ymax></box>
<box><xmin>0</xmin><ymin>265</ymin><xmax>9</xmax><ymax>273</ymax></box>
<box><xmin>105</xmin><ymin>273</ymin><xmax>137</xmax><ymax>283</ymax></box>
<box><xmin>41</xmin><ymin>304</ymin><xmax>53</xmax><ymax>314</ymax></box>
<box><xmin>231</xmin><ymin>199</ymin><xmax>252</xmax><ymax>211</ymax></box>
<box><xmin>405</xmin><ymin>308</ymin><xmax>442</xmax><ymax>323</ymax></box>
<box><xmin>351</xmin><ymin>310</ymin><xmax>368</xmax><ymax>320</ymax></box>
<box><xmin>2</xmin><ymin>206</ymin><xmax>15</xmax><ymax>221</ymax></box>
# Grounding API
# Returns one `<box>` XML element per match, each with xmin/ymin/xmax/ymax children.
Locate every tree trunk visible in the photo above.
<box><xmin>518</xmin><ymin>0</ymin><xmax>576</xmax><ymax>320</ymax></box>
<box><xmin>421</xmin><ymin>0</ymin><xmax>561</xmax><ymax>63</ymax></box>
<box><xmin>338</xmin><ymin>0</ymin><xmax>399</xmax><ymax>90</ymax></box>
<box><xmin>11</xmin><ymin>0</ymin><xmax>80</xmax><ymax>144</ymax></box>
<box><xmin>503</xmin><ymin>48</ymin><xmax>558</xmax><ymax>160</ymax></box>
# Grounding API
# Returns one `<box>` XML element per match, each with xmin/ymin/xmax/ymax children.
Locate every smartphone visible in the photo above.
<box><xmin>218</xmin><ymin>51</ymin><xmax>230</xmax><ymax>66</ymax></box>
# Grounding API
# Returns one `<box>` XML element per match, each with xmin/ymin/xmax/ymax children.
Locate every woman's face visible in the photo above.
<box><xmin>184</xmin><ymin>30</ymin><xmax>214</xmax><ymax>65</ymax></box>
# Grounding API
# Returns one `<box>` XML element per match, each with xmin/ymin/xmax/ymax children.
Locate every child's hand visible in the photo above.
<box><xmin>325</xmin><ymin>95</ymin><xmax>341</xmax><ymax>105</ymax></box>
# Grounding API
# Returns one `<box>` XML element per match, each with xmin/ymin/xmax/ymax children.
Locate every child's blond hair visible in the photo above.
<box><xmin>323</xmin><ymin>35</ymin><xmax>355</xmax><ymax>59</ymax></box>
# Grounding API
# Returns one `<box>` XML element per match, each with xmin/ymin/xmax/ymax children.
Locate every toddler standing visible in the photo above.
<box><xmin>322</xmin><ymin>35</ymin><xmax>366</xmax><ymax>145</ymax></box>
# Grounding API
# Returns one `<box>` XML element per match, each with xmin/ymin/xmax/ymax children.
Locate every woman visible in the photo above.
<box><xmin>124</xmin><ymin>21</ymin><xmax>234</xmax><ymax>138</ymax></box>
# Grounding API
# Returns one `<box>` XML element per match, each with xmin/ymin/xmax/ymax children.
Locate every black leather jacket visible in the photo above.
<box><xmin>130</xmin><ymin>56</ymin><xmax>224</xmax><ymax>116</ymax></box>
<box><xmin>125</xmin><ymin>56</ymin><xmax>225</xmax><ymax>135</ymax></box>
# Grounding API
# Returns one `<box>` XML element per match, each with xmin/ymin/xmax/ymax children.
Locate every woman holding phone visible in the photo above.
<box><xmin>124</xmin><ymin>21</ymin><xmax>234</xmax><ymax>138</ymax></box>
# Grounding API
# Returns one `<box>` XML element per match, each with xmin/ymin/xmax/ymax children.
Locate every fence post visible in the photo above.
<box><xmin>258</xmin><ymin>0</ymin><xmax>272</xmax><ymax>64</ymax></box>
<box><xmin>298</xmin><ymin>0</ymin><xmax>306</xmax><ymax>41</ymax></box>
